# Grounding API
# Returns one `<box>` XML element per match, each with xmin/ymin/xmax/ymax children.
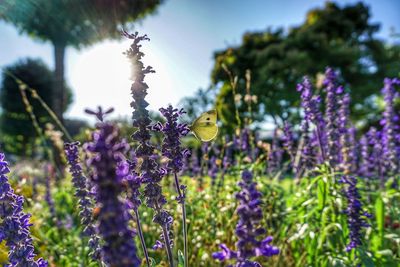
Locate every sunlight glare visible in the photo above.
<box><xmin>67</xmin><ymin>40</ymin><xmax>177</xmax><ymax>122</ymax></box>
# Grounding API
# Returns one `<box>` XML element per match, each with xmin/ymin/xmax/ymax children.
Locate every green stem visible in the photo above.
<box><xmin>174</xmin><ymin>172</ymin><xmax>188</xmax><ymax>267</ymax></box>
<box><xmin>134</xmin><ymin>208</ymin><xmax>151</xmax><ymax>267</ymax></box>
<box><xmin>154</xmin><ymin>201</ymin><xmax>175</xmax><ymax>267</ymax></box>
<box><xmin>161</xmin><ymin>224</ymin><xmax>175</xmax><ymax>267</ymax></box>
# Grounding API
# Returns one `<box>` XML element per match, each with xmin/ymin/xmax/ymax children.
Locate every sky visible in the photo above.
<box><xmin>0</xmin><ymin>0</ymin><xmax>399</xmax><ymax>122</ymax></box>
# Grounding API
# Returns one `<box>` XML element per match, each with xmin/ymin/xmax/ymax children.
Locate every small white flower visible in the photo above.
<box><xmin>234</xmin><ymin>94</ymin><xmax>242</xmax><ymax>103</ymax></box>
<box><xmin>220</xmin><ymin>206</ymin><xmax>229</xmax><ymax>212</ymax></box>
<box><xmin>244</xmin><ymin>94</ymin><xmax>252</xmax><ymax>103</ymax></box>
<box><xmin>201</xmin><ymin>253</ymin><xmax>209</xmax><ymax>261</ymax></box>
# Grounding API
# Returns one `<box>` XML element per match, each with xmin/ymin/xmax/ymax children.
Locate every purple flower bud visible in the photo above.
<box><xmin>64</xmin><ymin>141</ymin><xmax>102</xmax><ymax>259</ymax></box>
<box><xmin>213</xmin><ymin>170</ymin><xmax>279</xmax><ymax>265</ymax></box>
<box><xmin>153</xmin><ymin>240</ymin><xmax>164</xmax><ymax>250</ymax></box>
<box><xmin>381</xmin><ymin>78</ymin><xmax>400</xmax><ymax>176</ymax></box>
<box><xmin>85</xmin><ymin>123</ymin><xmax>140</xmax><ymax>267</ymax></box>
<box><xmin>0</xmin><ymin>152</ymin><xmax>47</xmax><ymax>266</ymax></box>
<box><xmin>157</xmin><ymin>105</ymin><xmax>190</xmax><ymax>174</ymax></box>
<box><xmin>323</xmin><ymin>67</ymin><xmax>343</xmax><ymax>167</ymax></box>
<box><xmin>341</xmin><ymin>175</ymin><xmax>370</xmax><ymax>251</ymax></box>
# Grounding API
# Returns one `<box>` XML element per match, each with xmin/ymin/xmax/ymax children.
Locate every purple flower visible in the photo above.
<box><xmin>338</xmin><ymin>93</ymin><xmax>353</xmax><ymax>174</ymax></box>
<box><xmin>297</xmin><ymin>77</ymin><xmax>322</xmax><ymax>126</ymax></box>
<box><xmin>124</xmin><ymin>160</ymin><xmax>142</xmax><ymax>210</ymax></box>
<box><xmin>323</xmin><ymin>67</ymin><xmax>343</xmax><ymax>167</ymax></box>
<box><xmin>0</xmin><ymin>152</ymin><xmax>47</xmax><ymax>267</ymax></box>
<box><xmin>125</xmin><ymin>31</ymin><xmax>167</xmax><ymax>209</ymax></box>
<box><xmin>369</xmin><ymin>129</ymin><xmax>385</xmax><ymax>184</ymax></box>
<box><xmin>223</xmin><ymin>135</ymin><xmax>235</xmax><ymax>170</ymax></box>
<box><xmin>190</xmin><ymin>148</ymin><xmax>202</xmax><ymax>177</ymax></box>
<box><xmin>297</xmin><ymin>77</ymin><xmax>322</xmax><ymax>170</ymax></box>
<box><xmin>155</xmin><ymin>105</ymin><xmax>190</xmax><ymax>174</ymax></box>
<box><xmin>208</xmin><ymin>156</ymin><xmax>219</xmax><ymax>185</ymax></box>
<box><xmin>347</xmin><ymin>126</ymin><xmax>358</xmax><ymax>173</ymax></box>
<box><xmin>212</xmin><ymin>244</ymin><xmax>237</xmax><ymax>261</ymax></box>
<box><xmin>282</xmin><ymin>122</ymin><xmax>295</xmax><ymax>165</ymax></box>
<box><xmin>299</xmin><ymin>76</ymin><xmax>329</xmax><ymax>163</ymax></box>
<box><xmin>64</xmin><ymin>141</ymin><xmax>101</xmax><ymax>260</ymax></box>
<box><xmin>124</xmin><ymin>32</ymin><xmax>174</xmax><ymax>265</ymax></box>
<box><xmin>240</xmin><ymin>128</ymin><xmax>253</xmax><ymax>156</ymax></box>
<box><xmin>340</xmin><ymin>175</ymin><xmax>371</xmax><ymax>252</ymax></box>
<box><xmin>84</xmin><ymin>106</ymin><xmax>114</xmax><ymax>122</ymax></box>
<box><xmin>153</xmin><ymin>240</ymin><xmax>164</xmax><ymax>251</ymax></box>
<box><xmin>85</xmin><ymin>123</ymin><xmax>140</xmax><ymax>267</ymax></box>
<box><xmin>213</xmin><ymin>170</ymin><xmax>279</xmax><ymax>266</ymax></box>
<box><xmin>380</xmin><ymin>78</ymin><xmax>400</xmax><ymax>176</ymax></box>
<box><xmin>267</xmin><ymin>129</ymin><xmax>284</xmax><ymax>176</ymax></box>
<box><xmin>155</xmin><ymin>105</ymin><xmax>191</xmax><ymax>265</ymax></box>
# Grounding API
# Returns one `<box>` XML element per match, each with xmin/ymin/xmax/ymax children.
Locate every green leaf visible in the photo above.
<box><xmin>375</xmin><ymin>195</ymin><xmax>385</xmax><ymax>248</ymax></box>
<box><xmin>317</xmin><ymin>179</ymin><xmax>326</xmax><ymax>210</ymax></box>
<box><xmin>178</xmin><ymin>250</ymin><xmax>185</xmax><ymax>267</ymax></box>
<box><xmin>149</xmin><ymin>257</ymin><xmax>157</xmax><ymax>267</ymax></box>
<box><xmin>358</xmin><ymin>248</ymin><xmax>375</xmax><ymax>267</ymax></box>
<box><xmin>376</xmin><ymin>250</ymin><xmax>393</xmax><ymax>256</ymax></box>
<box><xmin>317</xmin><ymin>223</ymin><xmax>342</xmax><ymax>249</ymax></box>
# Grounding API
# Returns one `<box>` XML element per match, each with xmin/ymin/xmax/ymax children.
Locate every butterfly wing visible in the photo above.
<box><xmin>194</xmin><ymin>110</ymin><xmax>217</xmax><ymax>124</ymax></box>
<box><xmin>191</xmin><ymin>110</ymin><xmax>218</xmax><ymax>142</ymax></box>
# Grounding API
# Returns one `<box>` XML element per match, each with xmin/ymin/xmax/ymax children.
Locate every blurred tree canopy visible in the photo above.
<box><xmin>0</xmin><ymin>58</ymin><xmax>72</xmax><ymax>156</ymax></box>
<box><xmin>211</xmin><ymin>1</ymin><xmax>400</xmax><ymax>132</ymax></box>
<box><xmin>0</xmin><ymin>0</ymin><xmax>164</xmax><ymax>122</ymax></box>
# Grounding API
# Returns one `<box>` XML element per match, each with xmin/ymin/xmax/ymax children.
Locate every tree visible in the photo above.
<box><xmin>0</xmin><ymin>0</ymin><xmax>163</xmax><ymax>122</ymax></box>
<box><xmin>210</xmin><ymin>2</ymin><xmax>400</xmax><ymax>131</ymax></box>
<box><xmin>0</xmin><ymin>58</ymin><xmax>72</xmax><ymax>155</ymax></box>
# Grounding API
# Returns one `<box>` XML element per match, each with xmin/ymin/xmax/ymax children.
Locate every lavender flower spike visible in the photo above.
<box><xmin>124</xmin><ymin>31</ymin><xmax>174</xmax><ymax>266</ymax></box>
<box><xmin>154</xmin><ymin>105</ymin><xmax>191</xmax><ymax>267</ymax></box>
<box><xmin>282</xmin><ymin>122</ymin><xmax>295</xmax><ymax>167</ymax></box>
<box><xmin>85</xmin><ymin>123</ymin><xmax>140</xmax><ymax>267</ymax></box>
<box><xmin>298</xmin><ymin>76</ymin><xmax>327</xmax><ymax>162</ymax></box>
<box><xmin>267</xmin><ymin>128</ymin><xmax>283</xmax><ymax>176</ymax></box>
<box><xmin>213</xmin><ymin>170</ymin><xmax>279</xmax><ymax>266</ymax></box>
<box><xmin>381</xmin><ymin>78</ymin><xmax>400</xmax><ymax>177</ymax></box>
<box><xmin>296</xmin><ymin>77</ymin><xmax>323</xmax><ymax>171</ymax></box>
<box><xmin>64</xmin><ymin>141</ymin><xmax>101</xmax><ymax>260</ymax></box>
<box><xmin>323</xmin><ymin>67</ymin><xmax>343</xmax><ymax>167</ymax></box>
<box><xmin>155</xmin><ymin>106</ymin><xmax>191</xmax><ymax>175</ymax></box>
<box><xmin>0</xmin><ymin>152</ymin><xmax>47</xmax><ymax>267</ymax></box>
<box><xmin>340</xmin><ymin>175</ymin><xmax>371</xmax><ymax>251</ymax></box>
<box><xmin>338</xmin><ymin>93</ymin><xmax>352</xmax><ymax>174</ymax></box>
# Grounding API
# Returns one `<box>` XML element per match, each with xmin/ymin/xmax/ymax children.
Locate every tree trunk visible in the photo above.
<box><xmin>53</xmin><ymin>42</ymin><xmax>66</xmax><ymax>176</ymax></box>
<box><xmin>53</xmin><ymin>43</ymin><xmax>66</xmax><ymax>124</ymax></box>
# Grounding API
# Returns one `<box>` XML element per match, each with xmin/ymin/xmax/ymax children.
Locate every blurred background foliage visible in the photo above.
<box><xmin>0</xmin><ymin>58</ymin><xmax>72</xmax><ymax>155</ymax></box>
<box><xmin>209</xmin><ymin>2</ymin><xmax>400</xmax><ymax>133</ymax></box>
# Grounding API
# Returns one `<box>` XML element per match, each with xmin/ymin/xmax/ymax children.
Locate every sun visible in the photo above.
<box><xmin>67</xmin><ymin>39</ymin><xmax>176</xmax><ymax>120</ymax></box>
